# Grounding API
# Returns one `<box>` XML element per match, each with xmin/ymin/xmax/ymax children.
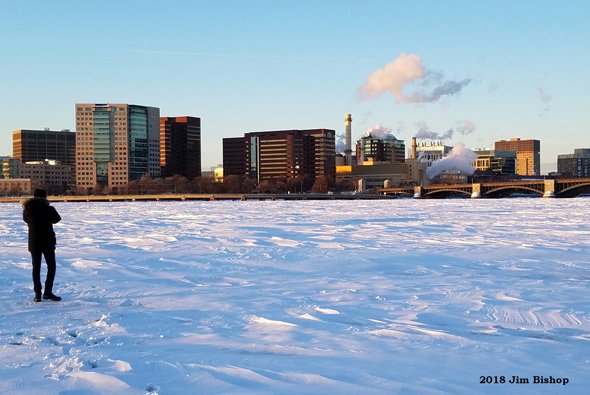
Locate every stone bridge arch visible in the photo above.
<box><xmin>423</xmin><ymin>188</ymin><xmax>472</xmax><ymax>199</ymax></box>
<box><xmin>482</xmin><ymin>186</ymin><xmax>544</xmax><ymax>198</ymax></box>
<box><xmin>558</xmin><ymin>182</ymin><xmax>590</xmax><ymax>198</ymax></box>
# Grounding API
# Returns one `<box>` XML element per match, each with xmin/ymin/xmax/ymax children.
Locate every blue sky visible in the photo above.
<box><xmin>1</xmin><ymin>0</ymin><xmax>589</xmax><ymax>173</ymax></box>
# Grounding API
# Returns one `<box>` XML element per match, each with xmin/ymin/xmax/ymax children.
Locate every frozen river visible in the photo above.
<box><xmin>1</xmin><ymin>198</ymin><xmax>589</xmax><ymax>394</ymax></box>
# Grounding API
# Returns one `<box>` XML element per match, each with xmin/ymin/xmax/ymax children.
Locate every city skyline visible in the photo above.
<box><xmin>1</xmin><ymin>1</ymin><xmax>589</xmax><ymax>174</ymax></box>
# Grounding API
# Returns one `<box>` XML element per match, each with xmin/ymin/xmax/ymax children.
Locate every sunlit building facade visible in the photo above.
<box><xmin>75</xmin><ymin>103</ymin><xmax>160</xmax><ymax>193</ymax></box>
<box><xmin>20</xmin><ymin>159</ymin><xmax>72</xmax><ymax>194</ymax></box>
<box><xmin>473</xmin><ymin>149</ymin><xmax>516</xmax><ymax>175</ymax></box>
<box><xmin>494</xmin><ymin>138</ymin><xmax>540</xmax><ymax>176</ymax></box>
<box><xmin>558</xmin><ymin>148</ymin><xmax>590</xmax><ymax>177</ymax></box>
<box><xmin>223</xmin><ymin>129</ymin><xmax>336</xmax><ymax>186</ymax></box>
<box><xmin>415</xmin><ymin>140</ymin><xmax>452</xmax><ymax>162</ymax></box>
<box><xmin>356</xmin><ymin>134</ymin><xmax>405</xmax><ymax>164</ymax></box>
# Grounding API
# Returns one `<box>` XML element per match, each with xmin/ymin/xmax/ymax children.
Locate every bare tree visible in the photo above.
<box><xmin>311</xmin><ymin>175</ymin><xmax>329</xmax><ymax>194</ymax></box>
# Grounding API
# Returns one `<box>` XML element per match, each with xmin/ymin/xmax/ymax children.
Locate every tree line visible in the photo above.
<box><xmin>89</xmin><ymin>174</ymin><xmax>355</xmax><ymax>195</ymax></box>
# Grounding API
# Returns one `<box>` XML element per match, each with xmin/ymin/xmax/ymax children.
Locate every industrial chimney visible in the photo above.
<box><xmin>344</xmin><ymin>113</ymin><xmax>352</xmax><ymax>165</ymax></box>
<box><xmin>411</xmin><ymin>137</ymin><xmax>417</xmax><ymax>160</ymax></box>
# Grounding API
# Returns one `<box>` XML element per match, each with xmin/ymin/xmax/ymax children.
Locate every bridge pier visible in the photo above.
<box><xmin>543</xmin><ymin>179</ymin><xmax>556</xmax><ymax>198</ymax></box>
<box><xmin>471</xmin><ymin>183</ymin><xmax>481</xmax><ymax>198</ymax></box>
<box><xmin>413</xmin><ymin>186</ymin><xmax>422</xmax><ymax>198</ymax></box>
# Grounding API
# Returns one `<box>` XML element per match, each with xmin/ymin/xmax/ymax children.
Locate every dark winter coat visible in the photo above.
<box><xmin>23</xmin><ymin>197</ymin><xmax>61</xmax><ymax>252</ymax></box>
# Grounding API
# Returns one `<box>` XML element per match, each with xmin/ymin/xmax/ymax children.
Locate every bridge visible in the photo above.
<box><xmin>378</xmin><ymin>178</ymin><xmax>590</xmax><ymax>198</ymax></box>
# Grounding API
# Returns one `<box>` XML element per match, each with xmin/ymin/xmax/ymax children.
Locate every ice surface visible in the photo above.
<box><xmin>1</xmin><ymin>198</ymin><xmax>589</xmax><ymax>394</ymax></box>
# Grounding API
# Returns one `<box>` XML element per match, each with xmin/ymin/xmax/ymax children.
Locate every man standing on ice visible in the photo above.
<box><xmin>23</xmin><ymin>188</ymin><xmax>62</xmax><ymax>302</ymax></box>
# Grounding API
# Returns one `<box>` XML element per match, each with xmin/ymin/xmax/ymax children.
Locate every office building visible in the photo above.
<box><xmin>494</xmin><ymin>138</ymin><xmax>540</xmax><ymax>176</ymax></box>
<box><xmin>12</xmin><ymin>129</ymin><xmax>75</xmax><ymax>175</ymax></box>
<box><xmin>20</xmin><ymin>159</ymin><xmax>72</xmax><ymax>194</ymax></box>
<box><xmin>356</xmin><ymin>134</ymin><xmax>405</xmax><ymax>164</ymax></box>
<box><xmin>1</xmin><ymin>156</ymin><xmax>21</xmax><ymax>179</ymax></box>
<box><xmin>558</xmin><ymin>148</ymin><xmax>590</xmax><ymax>177</ymax></box>
<box><xmin>160</xmin><ymin>116</ymin><xmax>201</xmax><ymax>178</ymax></box>
<box><xmin>223</xmin><ymin>129</ymin><xmax>336</xmax><ymax>187</ymax></box>
<box><xmin>75</xmin><ymin>103</ymin><xmax>160</xmax><ymax>193</ymax></box>
<box><xmin>473</xmin><ymin>149</ymin><xmax>516</xmax><ymax>175</ymax></box>
<box><xmin>222</xmin><ymin>137</ymin><xmax>248</xmax><ymax>177</ymax></box>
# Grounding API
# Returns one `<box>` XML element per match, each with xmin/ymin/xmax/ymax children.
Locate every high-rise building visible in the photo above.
<box><xmin>160</xmin><ymin>116</ymin><xmax>201</xmax><ymax>179</ymax></box>
<box><xmin>558</xmin><ymin>148</ymin><xmax>590</xmax><ymax>177</ymax></box>
<box><xmin>223</xmin><ymin>129</ymin><xmax>336</xmax><ymax>186</ymax></box>
<box><xmin>494</xmin><ymin>138</ymin><xmax>540</xmax><ymax>176</ymax></box>
<box><xmin>12</xmin><ymin>129</ymin><xmax>75</xmax><ymax>173</ymax></box>
<box><xmin>222</xmin><ymin>137</ymin><xmax>248</xmax><ymax>177</ymax></box>
<box><xmin>75</xmin><ymin>103</ymin><xmax>160</xmax><ymax>193</ymax></box>
<box><xmin>356</xmin><ymin>134</ymin><xmax>405</xmax><ymax>164</ymax></box>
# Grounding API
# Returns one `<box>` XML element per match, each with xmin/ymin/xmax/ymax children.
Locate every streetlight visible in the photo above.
<box><xmin>295</xmin><ymin>165</ymin><xmax>303</xmax><ymax>193</ymax></box>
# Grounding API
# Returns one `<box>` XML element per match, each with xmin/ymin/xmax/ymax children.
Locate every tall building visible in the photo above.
<box><xmin>223</xmin><ymin>129</ymin><xmax>336</xmax><ymax>186</ymax></box>
<box><xmin>222</xmin><ymin>137</ymin><xmax>248</xmax><ymax>177</ymax></box>
<box><xmin>75</xmin><ymin>103</ymin><xmax>160</xmax><ymax>193</ymax></box>
<box><xmin>160</xmin><ymin>116</ymin><xmax>201</xmax><ymax>178</ymax></box>
<box><xmin>494</xmin><ymin>138</ymin><xmax>540</xmax><ymax>176</ymax></box>
<box><xmin>356</xmin><ymin>134</ymin><xmax>405</xmax><ymax>164</ymax></box>
<box><xmin>12</xmin><ymin>129</ymin><xmax>75</xmax><ymax>174</ymax></box>
<box><xmin>558</xmin><ymin>148</ymin><xmax>590</xmax><ymax>177</ymax></box>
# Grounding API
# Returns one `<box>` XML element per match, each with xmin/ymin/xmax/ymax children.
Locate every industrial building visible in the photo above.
<box><xmin>75</xmin><ymin>103</ymin><xmax>160</xmax><ymax>193</ymax></box>
<box><xmin>160</xmin><ymin>116</ymin><xmax>201</xmax><ymax>179</ymax></box>
<box><xmin>336</xmin><ymin>122</ymin><xmax>427</xmax><ymax>191</ymax></box>
<box><xmin>558</xmin><ymin>148</ymin><xmax>590</xmax><ymax>177</ymax></box>
<box><xmin>494</xmin><ymin>138</ymin><xmax>540</xmax><ymax>176</ymax></box>
<box><xmin>415</xmin><ymin>140</ymin><xmax>452</xmax><ymax>162</ymax></box>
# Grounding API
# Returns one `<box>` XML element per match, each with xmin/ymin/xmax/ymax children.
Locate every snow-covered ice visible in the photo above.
<box><xmin>1</xmin><ymin>198</ymin><xmax>589</xmax><ymax>394</ymax></box>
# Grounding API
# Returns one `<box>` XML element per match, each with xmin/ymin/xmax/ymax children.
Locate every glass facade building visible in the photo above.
<box><xmin>76</xmin><ymin>103</ymin><xmax>160</xmax><ymax>193</ymax></box>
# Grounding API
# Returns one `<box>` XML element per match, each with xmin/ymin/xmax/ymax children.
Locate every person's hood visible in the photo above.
<box><xmin>23</xmin><ymin>197</ymin><xmax>49</xmax><ymax>208</ymax></box>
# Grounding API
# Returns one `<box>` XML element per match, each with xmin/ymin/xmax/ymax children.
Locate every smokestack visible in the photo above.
<box><xmin>344</xmin><ymin>113</ymin><xmax>352</xmax><ymax>165</ymax></box>
<box><xmin>411</xmin><ymin>137</ymin><xmax>417</xmax><ymax>160</ymax></box>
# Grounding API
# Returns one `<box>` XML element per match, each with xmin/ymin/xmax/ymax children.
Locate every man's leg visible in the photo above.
<box><xmin>43</xmin><ymin>249</ymin><xmax>56</xmax><ymax>294</ymax></box>
<box><xmin>31</xmin><ymin>250</ymin><xmax>43</xmax><ymax>301</ymax></box>
<box><xmin>42</xmin><ymin>249</ymin><xmax>61</xmax><ymax>301</ymax></box>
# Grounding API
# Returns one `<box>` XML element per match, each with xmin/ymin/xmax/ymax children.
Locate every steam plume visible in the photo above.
<box><xmin>364</xmin><ymin>124</ymin><xmax>394</xmax><ymax>140</ymax></box>
<box><xmin>359</xmin><ymin>53</ymin><xmax>471</xmax><ymax>103</ymax></box>
<box><xmin>414</xmin><ymin>121</ymin><xmax>476</xmax><ymax>140</ymax></box>
<box><xmin>426</xmin><ymin>143</ymin><xmax>477</xmax><ymax>179</ymax></box>
<box><xmin>335</xmin><ymin>133</ymin><xmax>346</xmax><ymax>154</ymax></box>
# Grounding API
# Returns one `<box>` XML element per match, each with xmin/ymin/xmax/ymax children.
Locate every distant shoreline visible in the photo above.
<box><xmin>0</xmin><ymin>193</ymin><xmax>397</xmax><ymax>204</ymax></box>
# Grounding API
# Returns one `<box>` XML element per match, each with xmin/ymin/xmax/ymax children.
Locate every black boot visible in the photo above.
<box><xmin>43</xmin><ymin>292</ymin><xmax>62</xmax><ymax>301</ymax></box>
<box><xmin>34</xmin><ymin>291</ymin><xmax>42</xmax><ymax>303</ymax></box>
